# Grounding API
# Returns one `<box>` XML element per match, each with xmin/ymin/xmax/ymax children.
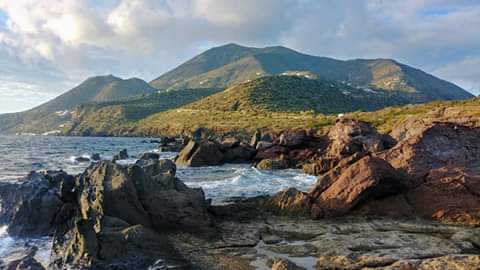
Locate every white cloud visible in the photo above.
<box><xmin>0</xmin><ymin>0</ymin><xmax>479</xmax><ymax>113</ymax></box>
<box><xmin>434</xmin><ymin>57</ymin><xmax>480</xmax><ymax>95</ymax></box>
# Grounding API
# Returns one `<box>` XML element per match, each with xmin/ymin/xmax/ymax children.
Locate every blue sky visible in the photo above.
<box><xmin>0</xmin><ymin>0</ymin><xmax>479</xmax><ymax>113</ymax></box>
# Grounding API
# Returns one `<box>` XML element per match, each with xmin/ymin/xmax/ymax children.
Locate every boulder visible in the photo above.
<box><xmin>256</xmin><ymin>159</ymin><xmax>288</xmax><ymax>170</ymax></box>
<box><xmin>74</xmin><ymin>156</ymin><xmax>90</xmax><ymax>163</ymax></box>
<box><xmin>276</xmin><ymin>129</ymin><xmax>307</xmax><ymax>148</ymax></box>
<box><xmin>175</xmin><ymin>140</ymin><xmax>223</xmax><ymax>167</ymax></box>
<box><xmin>265</xmin><ymin>188</ymin><xmax>313</xmax><ymax>216</ymax></box>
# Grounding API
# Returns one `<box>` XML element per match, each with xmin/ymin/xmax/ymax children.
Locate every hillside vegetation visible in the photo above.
<box><xmin>150</xmin><ymin>44</ymin><xmax>473</xmax><ymax>103</ymax></box>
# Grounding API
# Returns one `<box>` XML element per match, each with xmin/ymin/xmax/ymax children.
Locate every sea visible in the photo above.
<box><xmin>0</xmin><ymin>135</ymin><xmax>316</xmax><ymax>266</ymax></box>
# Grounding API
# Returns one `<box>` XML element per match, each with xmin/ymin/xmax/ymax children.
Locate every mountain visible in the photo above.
<box><xmin>35</xmin><ymin>75</ymin><xmax>156</xmax><ymax>113</ymax></box>
<box><xmin>0</xmin><ymin>43</ymin><xmax>475</xmax><ymax>136</ymax></box>
<box><xmin>150</xmin><ymin>43</ymin><xmax>473</xmax><ymax>102</ymax></box>
<box><xmin>0</xmin><ymin>75</ymin><xmax>157</xmax><ymax>134</ymax></box>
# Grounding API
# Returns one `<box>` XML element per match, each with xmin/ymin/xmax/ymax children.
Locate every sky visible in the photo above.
<box><xmin>0</xmin><ymin>0</ymin><xmax>479</xmax><ymax>113</ymax></box>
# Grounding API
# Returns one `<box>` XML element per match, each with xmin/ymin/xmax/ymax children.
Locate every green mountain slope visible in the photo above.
<box><xmin>150</xmin><ymin>44</ymin><xmax>473</xmax><ymax>102</ymax></box>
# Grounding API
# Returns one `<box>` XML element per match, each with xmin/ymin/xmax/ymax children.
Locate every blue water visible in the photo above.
<box><xmin>0</xmin><ymin>135</ymin><xmax>316</xmax><ymax>266</ymax></box>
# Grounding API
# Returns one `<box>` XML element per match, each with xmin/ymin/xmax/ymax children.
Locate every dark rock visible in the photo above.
<box><xmin>271</xmin><ymin>258</ymin><xmax>306</xmax><ymax>270</ymax></box>
<box><xmin>139</xmin><ymin>152</ymin><xmax>160</xmax><ymax>160</ymax></box>
<box><xmin>113</xmin><ymin>149</ymin><xmax>128</xmax><ymax>161</ymax></box>
<box><xmin>74</xmin><ymin>156</ymin><xmax>90</xmax><ymax>163</ymax></box>
<box><xmin>4</xmin><ymin>246</ymin><xmax>45</xmax><ymax>270</ymax></box>
<box><xmin>0</xmin><ymin>172</ymin><xmax>63</xmax><ymax>237</ymax></box>
<box><xmin>277</xmin><ymin>129</ymin><xmax>307</xmax><ymax>148</ymax></box>
<box><xmin>90</xmin><ymin>153</ymin><xmax>101</xmax><ymax>161</ymax></box>
<box><xmin>49</xmin><ymin>160</ymin><xmax>208</xmax><ymax>269</ymax></box>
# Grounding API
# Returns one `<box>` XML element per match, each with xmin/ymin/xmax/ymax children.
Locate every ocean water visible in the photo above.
<box><xmin>0</xmin><ymin>135</ymin><xmax>316</xmax><ymax>266</ymax></box>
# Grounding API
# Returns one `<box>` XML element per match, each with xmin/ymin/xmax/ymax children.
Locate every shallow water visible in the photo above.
<box><xmin>0</xmin><ymin>135</ymin><xmax>316</xmax><ymax>266</ymax></box>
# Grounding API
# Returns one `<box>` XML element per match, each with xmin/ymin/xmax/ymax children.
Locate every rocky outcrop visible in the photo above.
<box><xmin>256</xmin><ymin>159</ymin><xmax>288</xmax><ymax>170</ymax></box>
<box><xmin>138</xmin><ymin>152</ymin><xmax>160</xmax><ymax>160</ymax></box>
<box><xmin>253</xmin><ymin>129</ymin><xmax>326</xmax><ymax>170</ymax></box>
<box><xmin>175</xmin><ymin>139</ymin><xmax>256</xmax><ymax>167</ymax></box>
<box><xmin>112</xmin><ymin>149</ymin><xmax>128</xmax><ymax>161</ymax></box>
<box><xmin>303</xmin><ymin>119</ymin><xmax>395</xmax><ymax>175</ymax></box>
<box><xmin>380</xmin><ymin>122</ymin><xmax>480</xmax><ymax>181</ymax></box>
<box><xmin>266</xmin><ymin>156</ymin><xmax>408</xmax><ymax>218</ymax></box>
<box><xmin>49</xmin><ymin>159</ymin><xmax>208</xmax><ymax>269</ymax></box>
<box><xmin>0</xmin><ymin>171</ymin><xmax>70</xmax><ymax>237</ymax></box>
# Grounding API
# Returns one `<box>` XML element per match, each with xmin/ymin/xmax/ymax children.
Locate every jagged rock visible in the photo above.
<box><xmin>0</xmin><ymin>171</ymin><xmax>63</xmax><ymax>237</ymax></box>
<box><xmin>4</xmin><ymin>246</ymin><xmax>45</xmax><ymax>270</ymax></box>
<box><xmin>303</xmin><ymin>119</ymin><xmax>395</xmax><ymax>175</ymax></box>
<box><xmin>129</xmin><ymin>159</ymin><xmax>210</xmax><ymax>230</ymax></box>
<box><xmin>49</xmin><ymin>160</ymin><xmax>208</xmax><ymax>269</ymax></box>
<box><xmin>256</xmin><ymin>159</ymin><xmax>288</xmax><ymax>170</ymax></box>
<box><xmin>375</xmin><ymin>255</ymin><xmax>480</xmax><ymax>270</ymax></box>
<box><xmin>112</xmin><ymin>149</ymin><xmax>128</xmax><ymax>161</ymax></box>
<box><xmin>138</xmin><ymin>152</ymin><xmax>160</xmax><ymax>160</ymax></box>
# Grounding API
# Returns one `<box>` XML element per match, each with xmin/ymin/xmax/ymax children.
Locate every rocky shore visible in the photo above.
<box><xmin>1</xmin><ymin>115</ymin><xmax>480</xmax><ymax>269</ymax></box>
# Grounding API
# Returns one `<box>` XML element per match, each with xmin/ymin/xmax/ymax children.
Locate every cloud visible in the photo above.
<box><xmin>434</xmin><ymin>57</ymin><xmax>480</xmax><ymax>95</ymax></box>
<box><xmin>0</xmin><ymin>0</ymin><xmax>479</xmax><ymax>113</ymax></box>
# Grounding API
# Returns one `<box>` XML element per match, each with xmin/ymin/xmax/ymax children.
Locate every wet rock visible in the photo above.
<box><xmin>4</xmin><ymin>246</ymin><xmax>45</xmax><ymax>270</ymax></box>
<box><xmin>74</xmin><ymin>156</ymin><xmax>90</xmax><ymax>163</ymax></box>
<box><xmin>0</xmin><ymin>172</ymin><xmax>63</xmax><ymax>237</ymax></box>
<box><xmin>90</xmin><ymin>153</ymin><xmax>101</xmax><ymax>161</ymax></box>
<box><xmin>256</xmin><ymin>159</ymin><xmax>288</xmax><ymax>170</ymax></box>
<box><xmin>139</xmin><ymin>152</ymin><xmax>160</xmax><ymax>160</ymax></box>
<box><xmin>113</xmin><ymin>149</ymin><xmax>128</xmax><ymax>161</ymax></box>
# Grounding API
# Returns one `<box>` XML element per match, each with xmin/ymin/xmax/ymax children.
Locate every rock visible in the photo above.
<box><xmin>250</xmin><ymin>129</ymin><xmax>262</xmax><ymax>147</ymax></box>
<box><xmin>254</xmin><ymin>146</ymin><xmax>290</xmax><ymax>160</ymax></box>
<box><xmin>376</xmin><ymin>255</ymin><xmax>480</xmax><ymax>270</ymax></box>
<box><xmin>303</xmin><ymin>119</ymin><xmax>395</xmax><ymax>175</ymax></box>
<box><xmin>310</xmin><ymin>156</ymin><xmax>408</xmax><ymax>216</ymax></box>
<box><xmin>139</xmin><ymin>152</ymin><xmax>160</xmax><ymax>160</ymax></box>
<box><xmin>175</xmin><ymin>140</ymin><xmax>223</xmax><ymax>167</ymax></box>
<box><xmin>359</xmin><ymin>166</ymin><xmax>480</xmax><ymax>224</ymax></box>
<box><xmin>277</xmin><ymin>129</ymin><xmax>307</xmax><ymax>148</ymax></box>
<box><xmin>113</xmin><ymin>149</ymin><xmax>128</xmax><ymax>161</ymax></box>
<box><xmin>0</xmin><ymin>172</ymin><xmax>63</xmax><ymax>237</ymax></box>
<box><xmin>129</xmin><ymin>159</ymin><xmax>211</xmax><ymax>230</ymax></box>
<box><xmin>90</xmin><ymin>153</ymin><xmax>101</xmax><ymax>161</ymax></box>
<box><xmin>49</xmin><ymin>160</ymin><xmax>207</xmax><ymax>269</ymax></box>
<box><xmin>265</xmin><ymin>188</ymin><xmax>313</xmax><ymax>216</ymax></box>
<box><xmin>380</xmin><ymin>123</ymin><xmax>480</xmax><ymax>181</ymax></box>
<box><xmin>74</xmin><ymin>156</ymin><xmax>90</xmax><ymax>163</ymax></box>
<box><xmin>4</xmin><ymin>246</ymin><xmax>45</xmax><ymax>270</ymax></box>
<box><xmin>271</xmin><ymin>258</ymin><xmax>305</xmax><ymax>270</ymax></box>
<box><xmin>256</xmin><ymin>159</ymin><xmax>288</xmax><ymax>170</ymax></box>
